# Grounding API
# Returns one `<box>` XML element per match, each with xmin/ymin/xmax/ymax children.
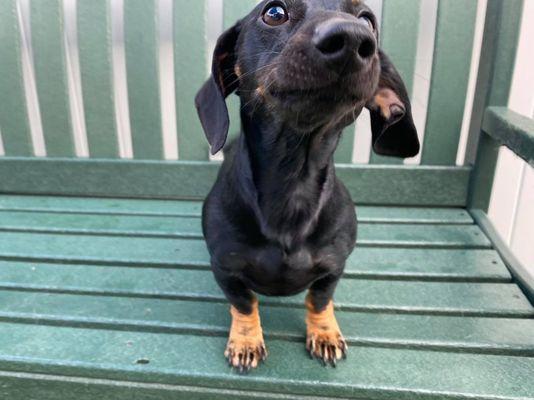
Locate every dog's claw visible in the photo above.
<box><xmin>225</xmin><ymin>341</ymin><xmax>267</xmax><ymax>373</ymax></box>
<box><xmin>306</xmin><ymin>333</ymin><xmax>348</xmax><ymax>367</ymax></box>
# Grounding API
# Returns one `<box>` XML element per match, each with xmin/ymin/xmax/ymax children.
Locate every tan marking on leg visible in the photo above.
<box><xmin>224</xmin><ymin>298</ymin><xmax>267</xmax><ymax>372</ymax></box>
<box><xmin>305</xmin><ymin>293</ymin><xmax>347</xmax><ymax>366</ymax></box>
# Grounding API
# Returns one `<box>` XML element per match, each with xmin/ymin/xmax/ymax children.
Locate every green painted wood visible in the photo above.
<box><xmin>0</xmin><ymin>210</ymin><xmax>491</xmax><ymax>247</ymax></box>
<box><xmin>333</xmin><ymin>125</ymin><xmax>356</xmax><ymax>164</ymax></box>
<box><xmin>421</xmin><ymin>0</ymin><xmax>477</xmax><ymax>165</ymax></box>
<box><xmin>335</xmin><ymin>163</ymin><xmax>470</xmax><ymax>206</ymax></box>
<box><xmin>174</xmin><ymin>0</ymin><xmax>209</xmax><ymax>160</ymax></box>
<box><xmin>77</xmin><ymin>0</ymin><xmax>118</xmax><ymax>157</ymax></box>
<box><xmin>343</xmin><ymin>248</ymin><xmax>508</xmax><ymax>281</ymax></box>
<box><xmin>30</xmin><ymin>0</ymin><xmax>74</xmax><ymax>157</ymax></box>
<box><xmin>482</xmin><ymin>107</ymin><xmax>534</xmax><ymax>166</ymax></box>
<box><xmin>0</xmin><ymin>0</ymin><xmax>32</xmax><ymax>156</ymax></box>
<box><xmin>1</xmin><ymin>291</ymin><xmax>533</xmax><ymax>355</ymax></box>
<box><xmin>0</xmin><ymin>195</ymin><xmax>203</xmax><ymax>217</ymax></box>
<box><xmin>0</xmin><ymin>260</ymin><xmax>528</xmax><ymax>317</ymax></box>
<box><xmin>466</xmin><ymin>0</ymin><xmax>525</xmax><ymax>161</ymax></box>
<box><xmin>355</xmin><ymin>206</ymin><xmax>473</xmax><ymax>224</ymax></box>
<box><xmin>357</xmin><ymin>224</ymin><xmax>490</xmax><ymax>248</ymax></box>
<box><xmin>0</xmin><ymin>196</ymin><xmax>474</xmax><ymax>223</ymax></box>
<box><xmin>0</xmin><ymin>158</ymin><xmax>472</xmax><ymax>206</ymax></box>
<box><xmin>1</xmin><ymin>324</ymin><xmax>534</xmax><ymax>399</ymax></box>
<box><xmin>472</xmin><ymin>209</ymin><xmax>534</xmax><ymax>304</ymax></box>
<box><xmin>370</xmin><ymin>0</ymin><xmax>420</xmax><ymax>165</ymax></box>
<box><xmin>0</xmin><ymin>371</ymin><xmax>327</xmax><ymax>400</ymax></box>
<box><xmin>0</xmin><ymin>234</ymin><xmax>509</xmax><ymax>282</ymax></box>
<box><xmin>124</xmin><ymin>0</ymin><xmax>163</xmax><ymax>159</ymax></box>
<box><xmin>467</xmin><ymin>1</ymin><xmax>524</xmax><ymax>211</ymax></box>
<box><xmin>468</xmin><ymin>132</ymin><xmax>500</xmax><ymax>211</ymax></box>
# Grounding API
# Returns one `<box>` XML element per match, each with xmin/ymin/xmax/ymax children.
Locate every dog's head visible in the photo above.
<box><xmin>195</xmin><ymin>0</ymin><xmax>420</xmax><ymax>158</ymax></box>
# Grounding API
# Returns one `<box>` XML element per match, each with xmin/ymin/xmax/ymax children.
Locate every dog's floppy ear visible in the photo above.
<box><xmin>195</xmin><ymin>22</ymin><xmax>241</xmax><ymax>155</ymax></box>
<box><xmin>366</xmin><ymin>50</ymin><xmax>420</xmax><ymax>158</ymax></box>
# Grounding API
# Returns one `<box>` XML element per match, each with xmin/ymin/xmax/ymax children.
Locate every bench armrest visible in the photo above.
<box><xmin>482</xmin><ymin>107</ymin><xmax>534</xmax><ymax>167</ymax></box>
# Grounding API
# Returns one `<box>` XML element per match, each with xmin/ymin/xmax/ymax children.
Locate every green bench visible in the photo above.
<box><xmin>1</xmin><ymin>0</ymin><xmax>533</xmax><ymax>399</ymax></box>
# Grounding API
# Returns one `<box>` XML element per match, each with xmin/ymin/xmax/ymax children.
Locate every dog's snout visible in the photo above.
<box><xmin>313</xmin><ymin>19</ymin><xmax>376</xmax><ymax>68</ymax></box>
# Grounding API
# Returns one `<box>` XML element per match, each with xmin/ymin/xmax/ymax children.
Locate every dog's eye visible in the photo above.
<box><xmin>262</xmin><ymin>5</ymin><xmax>288</xmax><ymax>26</ymax></box>
<box><xmin>358</xmin><ymin>15</ymin><xmax>374</xmax><ymax>30</ymax></box>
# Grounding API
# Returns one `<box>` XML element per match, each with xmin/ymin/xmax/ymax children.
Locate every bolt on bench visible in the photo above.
<box><xmin>0</xmin><ymin>0</ymin><xmax>533</xmax><ymax>399</ymax></box>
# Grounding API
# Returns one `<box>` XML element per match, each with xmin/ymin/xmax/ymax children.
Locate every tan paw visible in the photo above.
<box><xmin>225</xmin><ymin>337</ymin><xmax>267</xmax><ymax>372</ymax></box>
<box><xmin>225</xmin><ymin>300</ymin><xmax>267</xmax><ymax>373</ymax></box>
<box><xmin>305</xmin><ymin>295</ymin><xmax>347</xmax><ymax>367</ymax></box>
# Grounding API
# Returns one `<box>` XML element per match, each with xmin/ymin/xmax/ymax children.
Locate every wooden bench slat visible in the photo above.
<box><xmin>421</xmin><ymin>0</ymin><xmax>478</xmax><ymax>165</ymax></box>
<box><xmin>0</xmin><ymin>158</ymin><xmax>471</xmax><ymax>206</ymax></box>
<box><xmin>0</xmin><ymin>211</ymin><xmax>490</xmax><ymax>247</ymax></box>
<box><xmin>0</xmin><ymin>0</ymin><xmax>33</xmax><ymax>156</ymax></box>
<box><xmin>0</xmin><ymin>196</ymin><xmax>474</xmax><ymax>223</ymax></box>
<box><xmin>345</xmin><ymin>247</ymin><xmax>508</xmax><ymax>281</ymax></box>
<box><xmin>30</xmin><ymin>0</ymin><xmax>74</xmax><ymax>157</ymax></box>
<box><xmin>124</xmin><ymin>0</ymin><xmax>163</xmax><ymax>159</ymax></box>
<box><xmin>333</xmin><ymin>125</ymin><xmax>356</xmax><ymax>164</ymax></box>
<box><xmin>0</xmin><ymin>263</ymin><xmax>529</xmax><ymax>316</ymax></box>
<box><xmin>0</xmin><ymin>243</ymin><xmax>510</xmax><ymax>282</ymax></box>
<box><xmin>0</xmin><ymin>371</ymin><xmax>345</xmax><ymax>400</ymax></box>
<box><xmin>174</xmin><ymin>0</ymin><xmax>209</xmax><ymax>160</ymax></box>
<box><xmin>0</xmin><ymin>291</ymin><xmax>532</xmax><ymax>355</ymax></box>
<box><xmin>0</xmin><ymin>323</ymin><xmax>533</xmax><ymax>399</ymax></box>
<box><xmin>370</xmin><ymin>0</ymin><xmax>421</xmax><ymax>165</ymax></box>
<box><xmin>77</xmin><ymin>0</ymin><xmax>118</xmax><ymax>157</ymax></box>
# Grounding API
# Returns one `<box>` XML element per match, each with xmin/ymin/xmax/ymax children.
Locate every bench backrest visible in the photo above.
<box><xmin>0</xmin><ymin>0</ymin><xmax>524</xmax><ymax>207</ymax></box>
<box><xmin>0</xmin><ymin>0</ymin><xmax>490</xmax><ymax>163</ymax></box>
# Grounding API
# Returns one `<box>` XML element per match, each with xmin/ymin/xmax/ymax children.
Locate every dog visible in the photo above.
<box><xmin>195</xmin><ymin>0</ymin><xmax>420</xmax><ymax>372</ymax></box>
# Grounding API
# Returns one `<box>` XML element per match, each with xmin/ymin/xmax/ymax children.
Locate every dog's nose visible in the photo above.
<box><xmin>313</xmin><ymin>18</ymin><xmax>376</xmax><ymax>69</ymax></box>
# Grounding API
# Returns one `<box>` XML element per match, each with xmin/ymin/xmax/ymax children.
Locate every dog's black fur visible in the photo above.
<box><xmin>196</xmin><ymin>0</ymin><xmax>419</xmax><ymax>367</ymax></box>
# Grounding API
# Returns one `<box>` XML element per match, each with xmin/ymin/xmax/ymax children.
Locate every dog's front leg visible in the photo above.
<box><xmin>305</xmin><ymin>275</ymin><xmax>347</xmax><ymax>366</ymax></box>
<box><xmin>214</xmin><ymin>271</ymin><xmax>267</xmax><ymax>372</ymax></box>
<box><xmin>226</xmin><ymin>297</ymin><xmax>267</xmax><ymax>372</ymax></box>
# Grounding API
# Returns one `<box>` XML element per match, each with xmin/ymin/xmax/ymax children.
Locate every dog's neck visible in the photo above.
<box><xmin>235</xmin><ymin>107</ymin><xmax>342</xmax><ymax>249</ymax></box>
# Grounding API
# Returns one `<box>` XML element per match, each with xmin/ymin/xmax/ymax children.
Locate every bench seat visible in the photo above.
<box><xmin>0</xmin><ymin>195</ymin><xmax>533</xmax><ymax>400</ymax></box>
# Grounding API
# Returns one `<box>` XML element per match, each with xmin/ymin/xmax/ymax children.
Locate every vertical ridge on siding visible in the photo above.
<box><xmin>124</xmin><ymin>0</ymin><xmax>163</xmax><ymax>160</ymax></box>
<box><xmin>77</xmin><ymin>0</ymin><xmax>118</xmax><ymax>158</ymax></box>
<box><xmin>370</xmin><ymin>0</ymin><xmax>421</xmax><ymax>165</ymax></box>
<box><xmin>174</xmin><ymin>0</ymin><xmax>209</xmax><ymax>160</ymax></box>
<box><xmin>0</xmin><ymin>0</ymin><xmax>33</xmax><ymax>156</ymax></box>
<box><xmin>30</xmin><ymin>0</ymin><xmax>74</xmax><ymax>157</ymax></box>
<box><xmin>421</xmin><ymin>0</ymin><xmax>477</xmax><ymax>165</ymax></box>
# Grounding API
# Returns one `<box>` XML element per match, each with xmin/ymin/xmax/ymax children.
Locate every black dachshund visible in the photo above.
<box><xmin>195</xmin><ymin>0</ymin><xmax>419</xmax><ymax>372</ymax></box>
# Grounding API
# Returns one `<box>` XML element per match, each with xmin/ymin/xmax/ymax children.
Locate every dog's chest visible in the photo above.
<box><xmin>260</xmin><ymin>182</ymin><xmax>327</xmax><ymax>248</ymax></box>
<box><xmin>241</xmin><ymin>244</ymin><xmax>327</xmax><ymax>296</ymax></box>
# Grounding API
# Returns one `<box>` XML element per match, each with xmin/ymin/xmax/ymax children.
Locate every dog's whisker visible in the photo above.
<box><xmin>226</xmin><ymin>61</ymin><xmax>280</xmax><ymax>89</ymax></box>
